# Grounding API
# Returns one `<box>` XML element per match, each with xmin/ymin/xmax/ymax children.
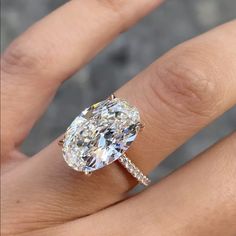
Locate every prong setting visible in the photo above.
<box><xmin>58</xmin><ymin>139</ymin><xmax>64</xmax><ymax>146</ymax></box>
<box><xmin>108</xmin><ymin>93</ymin><xmax>116</xmax><ymax>100</ymax></box>
<box><xmin>137</xmin><ymin>122</ymin><xmax>145</xmax><ymax>130</ymax></box>
<box><xmin>84</xmin><ymin>170</ymin><xmax>92</xmax><ymax>176</ymax></box>
<box><xmin>60</xmin><ymin>95</ymin><xmax>150</xmax><ymax>186</ymax></box>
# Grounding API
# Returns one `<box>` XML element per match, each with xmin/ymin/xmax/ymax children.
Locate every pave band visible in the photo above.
<box><xmin>60</xmin><ymin>94</ymin><xmax>151</xmax><ymax>186</ymax></box>
<box><xmin>118</xmin><ymin>154</ymin><xmax>151</xmax><ymax>186</ymax></box>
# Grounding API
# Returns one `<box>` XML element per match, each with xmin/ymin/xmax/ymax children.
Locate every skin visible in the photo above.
<box><xmin>1</xmin><ymin>0</ymin><xmax>236</xmax><ymax>235</ymax></box>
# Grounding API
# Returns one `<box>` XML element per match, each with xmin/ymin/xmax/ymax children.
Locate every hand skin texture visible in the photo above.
<box><xmin>1</xmin><ymin>1</ymin><xmax>236</xmax><ymax>235</ymax></box>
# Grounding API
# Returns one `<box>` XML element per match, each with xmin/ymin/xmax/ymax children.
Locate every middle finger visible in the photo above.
<box><xmin>2</xmin><ymin>0</ymin><xmax>163</xmax><ymax>160</ymax></box>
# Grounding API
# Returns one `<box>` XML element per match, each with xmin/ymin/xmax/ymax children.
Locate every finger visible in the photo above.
<box><xmin>1</xmin><ymin>0</ymin><xmax>163</xmax><ymax>160</ymax></box>
<box><xmin>3</xmin><ymin>21</ymin><xmax>236</xmax><ymax>232</ymax></box>
<box><xmin>37</xmin><ymin>132</ymin><xmax>236</xmax><ymax>236</ymax></box>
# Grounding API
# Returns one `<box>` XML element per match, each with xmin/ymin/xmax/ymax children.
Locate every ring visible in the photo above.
<box><xmin>59</xmin><ymin>94</ymin><xmax>151</xmax><ymax>186</ymax></box>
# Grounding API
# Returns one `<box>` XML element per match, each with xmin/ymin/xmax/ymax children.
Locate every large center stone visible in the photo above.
<box><xmin>62</xmin><ymin>98</ymin><xmax>140</xmax><ymax>172</ymax></box>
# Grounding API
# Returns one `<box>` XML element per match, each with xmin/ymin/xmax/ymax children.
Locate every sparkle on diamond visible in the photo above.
<box><xmin>62</xmin><ymin>98</ymin><xmax>140</xmax><ymax>172</ymax></box>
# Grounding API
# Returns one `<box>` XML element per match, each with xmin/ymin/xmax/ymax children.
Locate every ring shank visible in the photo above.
<box><xmin>118</xmin><ymin>154</ymin><xmax>151</xmax><ymax>186</ymax></box>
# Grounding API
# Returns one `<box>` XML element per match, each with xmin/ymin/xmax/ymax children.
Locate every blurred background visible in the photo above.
<box><xmin>1</xmin><ymin>0</ymin><xmax>236</xmax><ymax>182</ymax></box>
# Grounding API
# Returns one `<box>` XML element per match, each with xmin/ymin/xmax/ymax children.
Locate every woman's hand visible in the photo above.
<box><xmin>1</xmin><ymin>1</ymin><xmax>236</xmax><ymax>235</ymax></box>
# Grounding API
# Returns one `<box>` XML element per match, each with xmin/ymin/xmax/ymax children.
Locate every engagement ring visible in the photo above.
<box><xmin>59</xmin><ymin>94</ymin><xmax>150</xmax><ymax>186</ymax></box>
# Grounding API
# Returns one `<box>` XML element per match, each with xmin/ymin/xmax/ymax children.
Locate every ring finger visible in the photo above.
<box><xmin>39</xmin><ymin>132</ymin><xmax>236</xmax><ymax>236</ymax></box>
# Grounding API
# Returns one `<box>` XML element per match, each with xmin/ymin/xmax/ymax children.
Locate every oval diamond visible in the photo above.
<box><xmin>62</xmin><ymin>98</ymin><xmax>140</xmax><ymax>172</ymax></box>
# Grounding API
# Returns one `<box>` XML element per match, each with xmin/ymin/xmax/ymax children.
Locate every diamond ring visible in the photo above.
<box><xmin>59</xmin><ymin>94</ymin><xmax>151</xmax><ymax>186</ymax></box>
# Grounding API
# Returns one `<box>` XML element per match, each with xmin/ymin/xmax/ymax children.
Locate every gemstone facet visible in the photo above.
<box><xmin>62</xmin><ymin>98</ymin><xmax>140</xmax><ymax>172</ymax></box>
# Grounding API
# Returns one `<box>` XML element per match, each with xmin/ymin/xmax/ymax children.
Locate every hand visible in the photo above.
<box><xmin>2</xmin><ymin>1</ymin><xmax>236</xmax><ymax>235</ymax></box>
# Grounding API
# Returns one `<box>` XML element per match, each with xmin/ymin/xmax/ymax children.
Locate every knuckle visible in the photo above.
<box><xmin>1</xmin><ymin>37</ymin><xmax>48</xmax><ymax>76</ymax></box>
<box><xmin>98</xmin><ymin>0</ymin><xmax>124</xmax><ymax>11</ymax></box>
<box><xmin>149</xmin><ymin>49</ymin><xmax>219</xmax><ymax>118</ymax></box>
<box><xmin>98</xmin><ymin>0</ymin><xmax>128</xmax><ymax>31</ymax></box>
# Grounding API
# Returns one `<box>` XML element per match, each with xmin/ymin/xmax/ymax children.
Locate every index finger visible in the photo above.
<box><xmin>1</xmin><ymin>0</ymin><xmax>163</xmax><ymax>160</ymax></box>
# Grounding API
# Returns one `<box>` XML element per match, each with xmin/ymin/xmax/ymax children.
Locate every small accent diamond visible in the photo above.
<box><xmin>118</xmin><ymin>154</ymin><xmax>151</xmax><ymax>186</ymax></box>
